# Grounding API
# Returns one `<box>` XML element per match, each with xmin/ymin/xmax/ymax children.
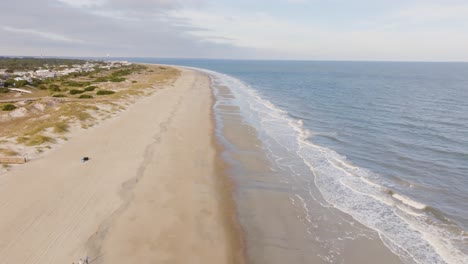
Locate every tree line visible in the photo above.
<box><xmin>0</xmin><ymin>57</ymin><xmax>92</xmax><ymax>72</ymax></box>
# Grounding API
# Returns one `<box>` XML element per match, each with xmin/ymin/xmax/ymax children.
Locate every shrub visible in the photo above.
<box><xmin>38</xmin><ymin>84</ymin><xmax>47</xmax><ymax>90</ymax></box>
<box><xmin>111</xmin><ymin>69</ymin><xmax>132</xmax><ymax>77</ymax></box>
<box><xmin>110</xmin><ymin>77</ymin><xmax>125</xmax><ymax>82</ymax></box>
<box><xmin>78</xmin><ymin>94</ymin><xmax>93</xmax><ymax>99</ymax></box>
<box><xmin>3</xmin><ymin>79</ymin><xmax>15</xmax><ymax>87</ymax></box>
<box><xmin>69</xmin><ymin>89</ymin><xmax>84</xmax><ymax>95</ymax></box>
<box><xmin>131</xmin><ymin>80</ymin><xmax>137</xmax><ymax>83</ymax></box>
<box><xmin>96</xmin><ymin>90</ymin><xmax>115</xmax><ymax>95</ymax></box>
<box><xmin>84</xmin><ymin>86</ymin><xmax>97</xmax><ymax>91</ymax></box>
<box><xmin>52</xmin><ymin>94</ymin><xmax>67</xmax><ymax>97</ymax></box>
<box><xmin>0</xmin><ymin>88</ymin><xmax>9</xmax><ymax>93</ymax></box>
<box><xmin>94</xmin><ymin>77</ymin><xmax>108</xmax><ymax>82</ymax></box>
<box><xmin>14</xmin><ymin>80</ymin><xmax>29</xmax><ymax>87</ymax></box>
<box><xmin>30</xmin><ymin>78</ymin><xmax>42</xmax><ymax>87</ymax></box>
<box><xmin>49</xmin><ymin>84</ymin><xmax>61</xmax><ymax>91</ymax></box>
<box><xmin>2</xmin><ymin>104</ymin><xmax>16</xmax><ymax>111</ymax></box>
<box><xmin>65</xmin><ymin>81</ymin><xmax>90</xmax><ymax>87</ymax></box>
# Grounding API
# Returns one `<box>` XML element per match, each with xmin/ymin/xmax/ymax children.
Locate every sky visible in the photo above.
<box><xmin>1</xmin><ymin>0</ymin><xmax>468</xmax><ymax>61</ymax></box>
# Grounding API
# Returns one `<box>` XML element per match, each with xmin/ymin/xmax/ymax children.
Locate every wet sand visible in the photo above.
<box><xmin>213</xmin><ymin>84</ymin><xmax>403</xmax><ymax>263</ymax></box>
<box><xmin>0</xmin><ymin>68</ymin><xmax>243</xmax><ymax>264</ymax></box>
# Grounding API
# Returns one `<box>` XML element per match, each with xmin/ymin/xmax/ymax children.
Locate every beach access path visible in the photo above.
<box><xmin>0</xmin><ymin>67</ymin><xmax>243</xmax><ymax>264</ymax></box>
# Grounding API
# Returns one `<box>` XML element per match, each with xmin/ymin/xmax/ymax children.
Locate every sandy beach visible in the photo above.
<box><xmin>0</xmin><ymin>67</ymin><xmax>244</xmax><ymax>264</ymax></box>
<box><xmin>213</xmin><ymin>84</ymin><xmax>402</xmax><ymax>264</ymax></box>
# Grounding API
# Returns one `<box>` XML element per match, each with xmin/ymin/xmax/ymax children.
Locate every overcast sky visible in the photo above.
<box><xmin>1</xmin><ymin>0</ymin><xmax>468</xmax><ymax>61</ymax></box>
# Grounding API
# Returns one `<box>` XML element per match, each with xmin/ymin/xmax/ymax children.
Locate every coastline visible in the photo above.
<box><xmin>209</xmin><ymin>73</ymin><xmax>403</xmax><ymax>263</ymax></box>
<box><xmin>0</xmin><ymin>66</ymin><xmax>244</xmax><ymax>263</ymax></box>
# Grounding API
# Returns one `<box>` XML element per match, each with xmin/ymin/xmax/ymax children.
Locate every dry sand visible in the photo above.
<box><xmin>0</xmin><ymin>68</ymin><xmax>244</xmax><ymax>264</ymax></box>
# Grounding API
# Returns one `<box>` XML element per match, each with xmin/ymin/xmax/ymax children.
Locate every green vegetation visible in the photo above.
<box><xmin>69</xmin><ymin>89</ymin><xmax>84</xmax><ymax>95</ymax></box>
<box><xmin>65</xmin><ymin>71</ymin><xmax>96</xmax><ymax>78</ymax></box>
<box><xmin>0</xmin><ymin>57</ymin><xmax>88</xmax><ymax>72</ymax></box>
<box><xmin>2</xmin><ymin>104</ymin><xmax>16</xmax><ymax>111</ymax></box>
<box><xmin>110</xmin><ymin>77</ymin><xmax>125</xmax><ymax>82</ymax></box>
<box><xmin>94</xmin><ymin>77</ymin><xmax>108</xmax><ymax>82</ymax></box>
<box><xmin>49</xmin><ymin>84</ymin><xmax>61</xmax><ymax>91</ymax></box>
<box><xmin>111</xmin><ymin>68</ymin><xmax>133</xmax><ymax>77</ymax></box>
<box><xmin>3</xmin><ymin>79</ymin><xmax>14</xmax><ymax>87</ymax></box>
<box><xmin>1</xmin><ymin>64</ymin><xmax>179</xmax><ymax>155</ymax></box>
<box><xmin>96</xmin><ymin>90</ymin><xmax>115</xmax><ymax>95</ymax></box>
<box><xmin>14</xmin><ymin>80</ymin><xmax>29</xmax><ymax>87</ymax></box>
<box><xmin>3</xmin><ymin>78</ymin><xmax>28</xmax><ymax>88</ymax></box>
<box><xmin>84</xmin><ymin>86</ymin><xmax>97</xmax><ymax>91</ymax></box>
<box><xmin>0</xmin><ymin>88</ymin><xmax>9</xmax><ymax>93</ymax></box>
<box><xmin>30</xmin><ymin>78</ymin><xmax>43</xmax><ymax>87</ymax></box>
<box><xmin>17</xmin><ymin>134</ymin><xmax>55</xmax><ymax>146</ymax></box>
<box><xmin>92</xmin><ymin>65</ymin><xmax>146</xmax><ymax>83</ymax></box>
<box><xmin>62</xmin><ymin>81</ymin><xmax>90</xmax><ymax>87</ymax></box>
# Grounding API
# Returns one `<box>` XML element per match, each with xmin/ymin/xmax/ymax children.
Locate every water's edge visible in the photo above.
<box><xmin>199</xmin><ymin>68</ymin><xmax>466</xmax><ymax>264</ymax></box>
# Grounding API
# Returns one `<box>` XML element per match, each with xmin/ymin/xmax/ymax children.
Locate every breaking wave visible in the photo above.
<box><xmin>193</xmin><ymin>67</ymin><xmax>467</xmax><ymax>264</ymax></box>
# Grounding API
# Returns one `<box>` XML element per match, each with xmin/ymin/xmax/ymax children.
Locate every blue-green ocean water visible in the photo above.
<box><xmin>131</xmin><ymin>59</ymin><xmax>468</xmax><ymax>263</ymax></box>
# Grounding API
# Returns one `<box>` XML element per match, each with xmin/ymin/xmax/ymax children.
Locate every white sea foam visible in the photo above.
<box><xmin>187</xmin><ymin>66</ymin><xmax>467</xmax><ymax>264</ymax></box>
<box><xmin>392</xmin><ymin>193</ymin><xmax>427</xmax><ymax>210</ymax></box>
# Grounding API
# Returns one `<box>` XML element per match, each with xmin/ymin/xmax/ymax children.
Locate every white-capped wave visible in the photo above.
<box><xmin>392</xmin><ymin>193</ymin><xmax>427</xmax><ymax>210</ymax></box>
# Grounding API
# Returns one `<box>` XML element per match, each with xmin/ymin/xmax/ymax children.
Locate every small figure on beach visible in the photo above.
<box><xmin>84</xmin><ymin>256</ymin><xmax>89</xmax><ymax>264</ymax></box>
<box><xmin>78</xmin><ymin>259</ymin><xmax>84</xmax><ymax>264</ymax></box>
<box><xmin>81</xmin><ymin>157</ymin><xmax>89</xmax><ymax>163</ymax></box>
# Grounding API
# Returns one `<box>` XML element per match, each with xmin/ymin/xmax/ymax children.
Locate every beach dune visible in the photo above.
<box><xmin>0</xmin><ymin>68</ymin><xmax>243</xmax><ymax>264</ymax></box>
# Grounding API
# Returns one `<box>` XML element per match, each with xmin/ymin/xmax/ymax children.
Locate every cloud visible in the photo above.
<box><xmin>0</xmin><ymin>0</ymin><xmax>259</xmax><ymax>58</ymax></box>
<box><xmin>394</xmin><ymin>3</ymin><xmax>468</xmax><ymax>24</ymax></box>
<box><xmin>56</xmin><ymin>0</ymin><xmax>106</xmax><ymax>8</ymax></box>
<box><xmin>57</xmin><ymin>0</ymin><xmax>206</xmax><ymax>14</ymax></box>
<box><xmin>167</xmin><ymin>2</ymin><xmax>468</xmax><ymax>61</ymax></box>
<box><xmin>0</xmin><ymin>0</ymin><xmax>467</xmax><ymax>60</ymax></box>
<box><xmin>2</xmin><ymin>26</ymin><xmax>83</xmax><ymax>43</ymax></box>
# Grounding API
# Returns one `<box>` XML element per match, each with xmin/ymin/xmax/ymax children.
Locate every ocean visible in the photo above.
<box><xmin>131</xmin><ymin>59</ymin><xmax>468</xmax><ymax>263</ymax></box>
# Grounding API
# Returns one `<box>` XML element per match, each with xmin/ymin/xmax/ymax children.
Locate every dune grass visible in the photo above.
<box><xmin>1</xmin><ymin>64</ymin><xmax>179</xmax><ymax>150</ymax></box>
<box><xmin>17</xmin><ymin>134</ymin><xmax>55</xmax><ymax>146</ymax></box>
<box><xmin>0</xmin><ymin>148</ymin><xmax>19</xmax><ymax>156</ymax></box>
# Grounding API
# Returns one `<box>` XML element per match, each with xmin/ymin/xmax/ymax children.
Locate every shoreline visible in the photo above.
<box><xmin>209</xmin><ymin>72</ymin><xmax>403</xmax><ymax>263</ymax></box>
<box><xmin>0</xmin><ymin>66</ymin><xmax>244</xmax><ymax>263</ymax></box>
<box><xmin>210</xmin><ymin>89</ymin><xmax>247</xmax><ymax>264</ymax></box>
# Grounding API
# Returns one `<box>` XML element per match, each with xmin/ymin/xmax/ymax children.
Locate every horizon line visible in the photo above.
<box><xmin>1</xmin><ymin>55</ymin><xmax>468</xmax><ymax>64</ymax></box>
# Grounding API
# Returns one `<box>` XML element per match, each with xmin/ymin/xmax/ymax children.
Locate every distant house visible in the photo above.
<box><xmin>34</xmin><ymin>69</ymin><xmax>56</xmax><ymax>79</ymax></box>
<box><xmin>14</xmin><ymin>76</ymin><xmax>32</xmax><ymax>83</ymax></box>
